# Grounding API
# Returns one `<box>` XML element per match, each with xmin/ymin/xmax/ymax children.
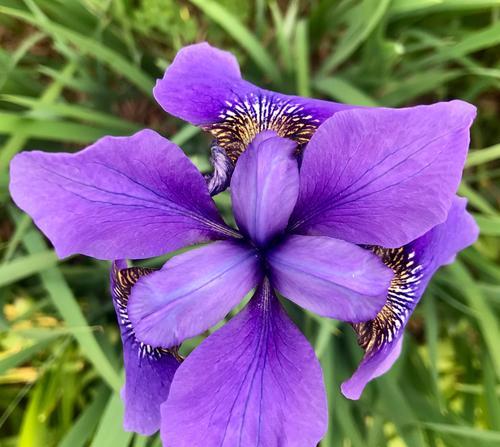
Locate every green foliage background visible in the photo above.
<box><xmin>1</xmin><ymin>0</ymin><xmax>500</xmax><ymax>446</ymax></box>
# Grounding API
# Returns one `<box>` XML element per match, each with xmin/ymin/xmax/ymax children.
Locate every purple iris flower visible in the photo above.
<box><xmin>10</xmin><ymin>105</ymin><xmax>477</xmax><ymax>446</ymax></box>
<box><xmin>150</xmin><ymin>43</ymin><xmax>479</xmax><ymax>407</ymax></box>
<box><xmin>8</xmin><ymin>42</ymin><xmax>478</xmax><ymax>445</ymax></box>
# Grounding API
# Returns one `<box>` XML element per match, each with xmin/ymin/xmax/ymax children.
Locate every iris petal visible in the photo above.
<box><xmin>290</xmin><ymin>101</ymin><xmax>476</xmax><ymax>248</ymax></box>
<box><xmin>160</xmin><ymin>280</ymin><xmax>328</xmax><ymax>447</ymax></box>
<box><xmin>153</xmin><ymin>42</ymin><xmax>352</xmax><ymax>161</ymax></box>
<box><xmin>231</xmin><ymin>131</ymin><xmax>299</xmax><ymax>247</ymax></box>
<box><xmin>110</xmin><ymin>261</ymin><xmax>180</xmax><ymax>435</ymax></box>
<box><xmin>341</xmin><ymin>197</ymin><xmax>478</xmax><ymax>399</ymax></box>
<box><xmin>9</xmin><ymin>129</ymin><xmax>234</xmax><ymax>260</ymax></box>
<box><xmin>128</xmin><ymin>240</ymin><xmax>261</xmax><ymax>348</ymax></box>
<box><xmin>268</xmin><ymin>235</ymin><xmax>393</xmax><ymax>322</ymax></box>
<box><xmin>205</xmin><ymin>144</ymin><xmax>234</xmax><ymax>196</ymax></box>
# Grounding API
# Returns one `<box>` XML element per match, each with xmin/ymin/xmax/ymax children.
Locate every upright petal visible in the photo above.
<box><xmin>268</xmin><ymin>235</ymin><xmax>393</xmax><ymax>322</ymax></box>
<box><xmin>128</xmin><ymin>240</ymin><xmax>261</xmax><ymax>348</ymax></box>
<box><xmin>341</xmin><ymin>197</ymin><xmax>478</xmax><ymax>399</ymax></box>
<box><xmin>231</xmin><ymin>131</ymin><xmax>299</xmax><ymax>247</ymax></box>
<box><xmin>110</xmin><ymin>261</ymin><xmax>181</xmax><ymax>435</ymax></box>
<box><xmin>290</xmin><ymin>101</ymin><xmax>476</xmax><ymax>248</ymax></box>
<box><xmin>161</xmin><ymin>280</ymin><xmax>328</xmax><ymax>447</ymax></box>
<box><xmin>9</xmin><ymin>129</ymin><xmax>235</xmax><ymax>260</ymax></box>
<box><xmin>154</xmin><ymin>42</ymin><xmax>353</xmax><ymax>161</ymax></box>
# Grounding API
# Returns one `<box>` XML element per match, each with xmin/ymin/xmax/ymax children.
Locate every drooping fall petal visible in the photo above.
<box><xmin>268</xmin><ymin>235</ymin><xmax>393</xmax><ymax>322</ymax></box>
<box><xmin>10</xmin><ymin>129</ymin><xmax>234</xmax><ymax>260</ymax></box>
<box><xmin>341</xmin><ymin>197</ymin><xmax>478</xmax><ymax>399</ymax></box>
<box><xmin>128</xmin><ymin>240</ymin><xmax>261</xmax><ymax>348</ymax></box>
<box><xmin>161</xmin><ymin>280</ymin><xmax>328</xmax><ymax>447</ymax></box>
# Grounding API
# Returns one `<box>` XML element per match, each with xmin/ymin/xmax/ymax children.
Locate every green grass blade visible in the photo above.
<box><xmin>59</xmin><ymin>386</ymin><xmax>110</xmax><ymax>447</ymax></box>
<box><xmin>0</xmin><ymin>250</ymin><xmax>59</xmax><ymax>287</ymax></box>
<box><xmin>422</xmin><ymin>422</ymin><xmax>500</xmax><ymax>442</ymax></box>
<box><xmin>410</xmin><ymin>22</ymin><xmax>500</xmax><ymax>71</ymax></box>
<box><xmin>2</xmin><ymin>213</ymin><xmax>31</xmax><ymax>262</ymax></box>
<box><xmin>0</xmin><ymin>62</ymin><xmax>77</xmax><ymax>173</ymax></box>
<box><xmin>17</xmin><ymin>382</ymin><xmax>47</xmax><ymax>447</ymax></box>
<box><xmin>0</xmin><ymin>30</ymin><xmax>45</xmax><ymax>91</ymax></box>
<box><xmin>90</xmin><ymin>388</ymin><xmax>133</xmax><ymax>447</ymax></box>
<box><xmin>448</xmin><ymin>261</ymin><xmax>500</xmax><ymax>380</ymax></box>
<box><xmin>379</xmin><ymin>70</ymin><xmax>463</xmax><ymax>106</ymax></box>
<box><xmin>423</xmin><ymin>294</ymin><xmax>444</xmax><ymax>409</ymax></box>
<box><xmin>458</xmin><ymin>183</ymin><xmax>497</xmax><ymax>216</ymax></box>
<box><xmin>0</xmin><ymin>94</ymin><xmax>141</xmax><ymax>133</ymax></box>
<box><xmin>320</xmin><ymin>346</ymin><xmax>334</xmax><ymax>447</ymax></box>
<box><xmin>320</xmin><ymin>0</ymin><xmax>392</xmax><ymax>74</ymax></box>
<box><xmin>188</xmin><ymin>0</ymin><xmax>281</xmax><ymax>81</ymax></box>
<box><xmin>391</xmin><ymin>0</ymin><xmax>500</xmax><ymax>15</ymax></box>
<box><xmin>0</xmin><ymin>6</ymin><xmax>153</xmax><ymax>94</ymax></box>
<box><xmin>483</xmin><ymin>355</ymin><xmax>500</xmax><ymax>430</ymax></box>
<box><xmin>377</xmin><ymin>378</ymin><xmax>427</xmax><ymax>447</ymax></box>
<box><xmin>0</xmin><ymin>112</ymin><xmax>125</xmax><ymax>143</ymax></box>
<box><xmin>314</xmin><ymin>315</ymin><xmax>339</xmax><ymax>359</ymax></box>
<box><xmin>170</xmin><ymin>124</ymin><xmax>200</xmax><ymax>146</ymax></box>
<box><xmin>294</xmin><ymin>19</ymin><xmax>311</xmax><ymax>97</ymax></box>
<box><xmin>314</xmin><ymin>77</ymin><xmax>379</xmax><ymax>106</ymax></box>
<box><xmin>0</xmin><ymin>338</ymin><xmax>58</xmax><ymax>375</ymax></box>
<box><xmin>474</xmin><ymin>215</ymin><xmax>500</xmax><ymax>236</ymax></box>
<box><xmin>11</xmin><ymin>210</ymin><xmax>121</xmax><ymax>391</ymax></box>
<box><xmin>466</xmin><ymin>144</ymin><xmax>500</xmax><ymax>167</ymax></box>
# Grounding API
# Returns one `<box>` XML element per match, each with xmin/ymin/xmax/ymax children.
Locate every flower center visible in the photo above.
<box><xmin>204</xmin><ymin>93</ymin><xmax>320</xmax><ymax>161</ymax></box>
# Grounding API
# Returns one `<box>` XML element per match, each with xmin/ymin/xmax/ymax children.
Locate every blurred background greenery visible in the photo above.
<box><xmin>1</xmin><ymin>0</ymin><xmax>500</xmax><ymax>446</ymax></box>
